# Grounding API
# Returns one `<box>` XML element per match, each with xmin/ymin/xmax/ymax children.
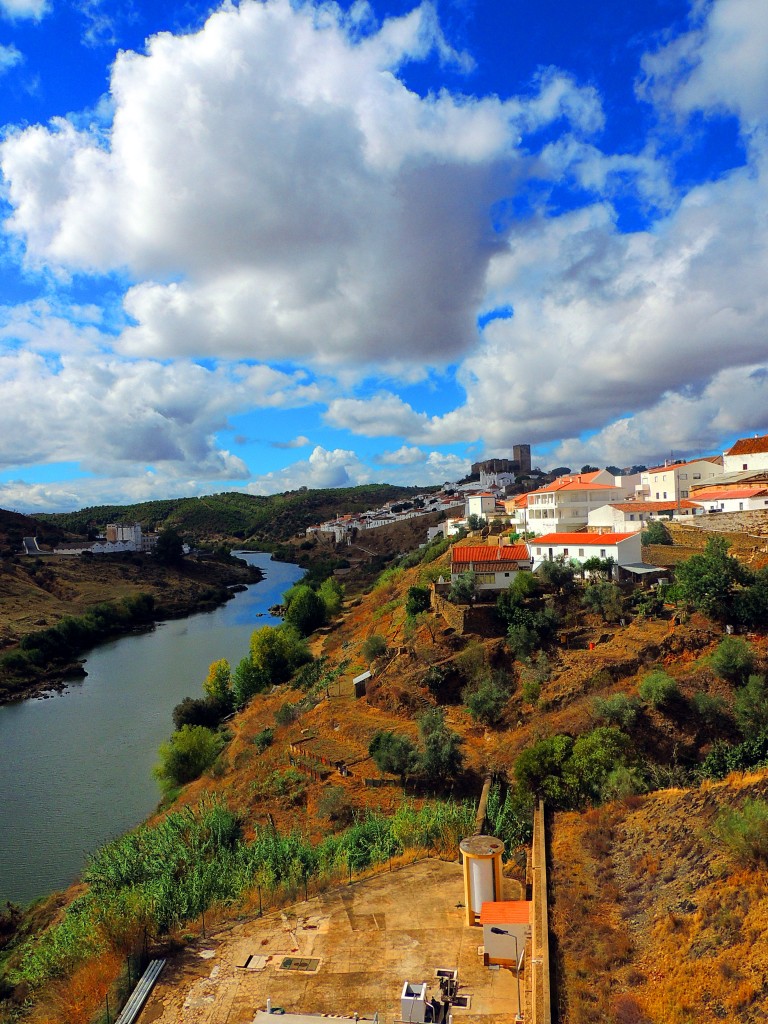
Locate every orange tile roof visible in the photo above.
<box><xmin>533</xmin><ymin>532</ymin><xmax>635</xmax><ymax>545</ymax></box>
<box><xmin>452</xmin><ymin>544</ymin><xmax>530</xmax><ymax>563</ymax></box>
<box><xmin>527</xmin><ymin>478</ymin><xmax>616</xmax><ymax>496</ymax></box>
<box><xmin>726</xmin><ymin>435</ymin><xmax>768</xmax><ymax>457</ymax></box>
<box><xmin>691</xmin><ymin>487</ymin><xmax>768</xmax><ymax>500</ymax></box>
<box><xmin>479</xmin><ymin>901</ymin><xmax>531</xmax><ymax>925</ymax></box>
<box><xmin>606</xmin><ymin>500</ymin><xmax>701</xmax><ymax>512</ymax></box>
<box><xmin>644</xmin><ymin>456</ymin><xmax>722</xmax><ymax>475</ymax></box>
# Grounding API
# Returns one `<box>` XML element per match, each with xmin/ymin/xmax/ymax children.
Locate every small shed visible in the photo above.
<box><xmin>479</xmin><ymin>901</ymin><xmax>531</xmax><ymax>968</ymax></box>
<box><xmin>353</xmin><ymin>670</ymin><xmax>371</xmax><ymax>698</ymax></box>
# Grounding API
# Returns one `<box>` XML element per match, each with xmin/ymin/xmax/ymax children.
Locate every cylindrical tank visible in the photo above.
<box><xmin>460</xmin><ymin>835</ymin><xmax>504</xmax><ymax>927</ymax></box>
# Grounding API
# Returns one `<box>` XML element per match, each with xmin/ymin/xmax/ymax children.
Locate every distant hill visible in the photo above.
<box><xmin>0</xmin><ymin>508</ymin><xmax>67</xmax><ymax>556</ymax></box>
<box><xmin>36</xmin><ymin>484</ymin><xmax>430</xmax><ymax>545</ymax></box>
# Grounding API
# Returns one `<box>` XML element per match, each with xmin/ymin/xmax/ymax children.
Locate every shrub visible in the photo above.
<box><xmin>232</xmin><ymin>656</ymin><xmax>269</xmax><ymax>707</ymax></box>
<box><xmin>692</xmin><ymin>691</ymin><xmax>728</xmax><ymax>728</ymax></box>
<box><xmin>369</xmin><ymin>730</ymin><xmax>419</xmax><ymax>785</ymax></box>
<box><xmin>582</xmin><ymin>581</ymin><xmax>623</xmax><ymax>622</ymax></box>
<box><xmin>699</xmin><ymin>730</ymin><xmax>768</xmax><ymax>780</ymax></box>
<box><xmin>362</xmin><ymin>634</ymin><xmax>387</xmax><ymax>662</ymax></box>
<box><xmin>172</xmin><ymin>695</ymin><xmax>228</xmax><ymax>730</ymax></box>
<box><xmin>640</xmin><ymin>520</ymin><xmax>671</xmax><ymax>545</ymax></box>
<box><xmin>317</xmin><ymin>786</ymin><xmax>355</xmax><ymax>826</ymax></box>
<box><xmin>253</xmin><ymin>727</ymin><xmax>274</xmax><ymax>753</ymax></box>
<box><xmin>448</xmin><ymin>571</ymin><xmax>476</xmax><ymax>604</ymax></box>
<box><xmin>714</xmin><ymin>799</ymin><xmax>768</xmax><ymax>866</ymax></box>
<box><xmin>734</xmin><ymin>674</ymin><xmax>768</xmax><ymax>738</ymax></box>
<box><xmin>418</xmin><ymin>709</ymin><xmax>463</xmax><ymax>783</ymax></box>
<box><xmin>593</xmin><ymin>693</ymin><xmax>640</xmax><ymax>729</ymax></box>
<box><xmin>405</xmin><ymin>585</ymin><xmax>431</xmax><ymax>618</ymax></box>
<box><xmin>464</xmin><ymin>673</ymin><xmax>510</xmax><ymax>727</ymax></box>
<box><xmin>318</xmin><ymin>577</ymin><xmax>344</xmax><ymax>618</ymax></box>
<box><xmin>638</xmin><ymin>670</ymin><xmax>679</xmax><ymax>708</ymax></box>
<box><xmin>250</xmin><ymin>624</ymin><xmax>310</xmax><ymax>683</ymax></box>
<box><xmin>284</xmin><ymin>584</ymin><xmax>326</xmax><ymax>635</ymax></box>
<box><xmin>275</xmin><ymin>702</ymin><xmax>300</xmax><ymax>727</ymax></box>
<box><xmin>203</xmin><ymin>657</ymin><xmax>233</xmax><ymax>705</ymax></box>
<box><xmin>154</xmin><ymin>725</ymin><xmax>224</xmax><ymax>791</ymax></box>
<box><xmin>521</xmin><ymin>679</ymin><xmax>541</xmax><ymax>705</ymax></box>
<box><xmin>710</xmin><ymin>636</ymin><xmax>756</xmax><ymax>684</ymax></box>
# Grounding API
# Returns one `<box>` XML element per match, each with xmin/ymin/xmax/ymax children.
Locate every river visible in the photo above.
<box><xmin>0</xmin><ymin>553</ymin><xmax>304</xmax><ymax>906</ymax></box>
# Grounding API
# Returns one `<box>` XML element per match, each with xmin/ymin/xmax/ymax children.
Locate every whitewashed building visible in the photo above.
<box><xmin>530</xmin><ymin>532</ymin><xmax>641</xmax><ymax>571</ymax></box>
<box><xmin>690</xmin><ymin>486</ymin><xmax>768</xmax><ymax>513</ymax></box>
<box><xmin>723</xmin><ymin>434</ymin><xmax>768</xmax><ymax>473</ymax></box>
<box><xmin>638</xmin><ymin>458</ymin><xmax>722</xmax><ymax>502</ymax></box>
<box><xmin>525</xmin><ymin>471</ymin><xmax>640</xmax><ymax>536</ymax></box>
<box><xmin>587</xmin><ymin>500</ymin><xmax>702</xmax><ymax>532</ymax></box>
<box><xmin>450</xmin><ymin>543</ymin><xmax>532</xmax><ymax>590</ymax></box>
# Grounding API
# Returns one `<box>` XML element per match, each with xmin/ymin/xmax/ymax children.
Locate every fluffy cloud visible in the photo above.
<box><xmin>0</xmin><ymin>43</ymin><xmax>22</xmax><ymax>71</ymax></box>
<box><xmin>245</xmin><ymin>445</ymin><xmax>369</xmax><ymax>494</ymax></box>
<box><xmin>0</xmin><ymin>0</ymin><xmax>601</xmax><ymax>369</ymax></box>
<box><xmin>0</xmin><ymin>351</ymin><xmax>321</xmax><ymax>477</ymax></box>
<box><xmin>0</xmin><ymin>0</ymin><xmax>48</xmax><ymax>21</ymax></box>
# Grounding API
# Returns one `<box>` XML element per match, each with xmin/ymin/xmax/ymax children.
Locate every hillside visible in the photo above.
<box><xmin>550</xmin><ymin>772</ymin><xmax>768</xmax><ymax>1023</ymax></box>
<box><xmin>36</xmin><ymin>484</ymin><xmax>428</xmax><ymax>545</ymax></box>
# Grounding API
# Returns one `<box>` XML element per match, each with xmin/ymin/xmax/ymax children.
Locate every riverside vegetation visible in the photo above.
<box><xmin>3</xmin><ymin>520</ymin><xmax>768</xmax><ymax>1022</ymax></box>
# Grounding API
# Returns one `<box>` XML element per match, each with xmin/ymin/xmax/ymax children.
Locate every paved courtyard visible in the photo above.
<box><xmin>139</xmin><ymin>859</ymin><xmax>525</xmax><ymax>1024</ymax></box>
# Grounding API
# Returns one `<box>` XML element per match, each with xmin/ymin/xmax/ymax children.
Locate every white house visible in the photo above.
<box><xmin>587</xmin><ymin>500</ymin><xmax>702</xmax><ymax>532</ymax></box>
<box><xmin>638</xmin><ymin>458</ymin><xmax>722</xmax><ymax>502</ymax></box>
<box><xmin>723</xmin><ymin>434</ymin><xmax>768</xmax><ymax>473</ymax></box>
<box><xmin>450</xmin><ymin>543</ymin><xmax>531</xmax><ymax>590</ymax></box>
<box><xmin>689</xmin><ymin>486</ymin><xmax>768</xmax><ymax>513</ymax></box>
<box><xmin>530</xmin><ymin>532</ymin><xmax>641</xmax><ymax>571</ymax></box>
<box><xmin>465</xmin><ymin>492</ymin><xmax>500</xmax><ymax>520</ymax></box>
<box><xmin>525</xmin><ymin>471</ymin><xmax>640</xmax><ymax>536</ymax></box>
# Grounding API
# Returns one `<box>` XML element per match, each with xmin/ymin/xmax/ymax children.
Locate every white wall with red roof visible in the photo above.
<box><xmin>530</xmin><ymin>532</ymin><xmax>641</xmax><ymax>570</ymax></box>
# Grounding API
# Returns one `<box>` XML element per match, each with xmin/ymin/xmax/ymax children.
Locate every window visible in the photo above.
<box><xmin>578</xmin><ymin>548</ymin><xmax>584</xmax><ymax>557</ymax></box>
<box><xmin>629</xmin><ymin>514</ymin><xmax>635</xmax><ymax>521</ymax></box>
<box><xmin>743</xmin><ymin>463</ymin><xmax>748</xmax><ymax>470</ymax></box>
<box><xmin>681</xmin><ymin>490</ymin><xmax>688</xmax><ymax>498</ymax></box>
<box><xmin>655</xmin><ymin>492</ymin><xmax>660</xmax><ymax>499</ymax></box>
<box><xmin>663</xmin><ymin>492</ymin><xmax>667</xmax><ymax>499</ymax></box>
<box><xmin>600</xmin><ymin>549</ymin><xmax>606</xmax><ymax>557</ymax></box>
<box><xmin>679</xmin><ymin>473</ymin><xmax>687</xmax><ymax>480</ymax></box>
<box><xmin>563</xmin><ymin>548</ymin><xmax>569</xmax><ymax>556</ymax></box>
<box><xmin>693</xmin><ymin>473</ymin><xmax>701</xmax><ymax>479</ymax></box>
<box><xmin>504</xmin><ymin>572</ymin><xmax>510</xmax><ymax>577</ymax></box>
<box><xmin>536</xmin><ymin>547</ymin><xmax>541</xmax><ymax>555</ymax></box>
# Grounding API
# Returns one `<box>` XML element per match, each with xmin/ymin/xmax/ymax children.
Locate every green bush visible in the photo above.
<box><xmin>369</xmin><ymin>730</ymin><xmax>419</xmax><ymax>784</ymax></box>
<box><xmin>283</xmin><ymin>584</ymin><xmax>327</xmax><ymax>635</ymax></box>
<box><xmin>253</xmin><ymin>727</ymin><xmax>274</xmax><ymax>753</ymax></box>
<box><xmin>362</xmin><ymin>634</ymin><xmax>387</xmax><ymax>661</ymax></box>
<box><xmin>692</xmin><ymin>691</ymin><xmax>728</xmax><ymax>728</ymax></box>
<box><xmin>640</xmin><ymin>520</ymin><xmax>672</xmax><ymax>545</ymax></box>
<box><xmin>714</xmin><ymin>799</ymin><xmax>768</xmax><ymax>866</ymax></box>
<box><xmin>699</xmin><ymin>730</ymin><xmax>768</xmax><ymax>780</ymax></box>
<box><xmin>464</xmin><ymin>673</ymin><xmax>510</xmax><ymax>726</ymax></box>
<box><xmin>154</xmin><ymin>725</ymin><xmax>224</xmax><ymax>791</ymax></box>
<box><xmin>172</xmin><ymin>695</ymin><xmax>228</xmax><ymax>730</ymax></box>
<box><xmin>275</xmin><ymin>701</ymin><xmax>300</xmax><ymax>727</ymax></box>
<box><xmin>405</xmin><ymin>585</ymin><xmax>431</xmax><ymax>617</ymax></box>
<box><xmin>710</xmin><ymin>636</ymin><xmax>756</xmax><ymax>684</ymax></box>
<box><xmin>638</xmin><ymin>670</ymin><xmax>679</xmax><ymax>708</ymax></box>
<box><xmin>418</xmin><ymin>709</ymin><xmax>463</xmax><ymax>783</ymax></box>
<box><xmin>593</xmin><ymin>693</ymin><xmax>640</xmax><ymax>729</ymax></box>
<box><xmin>734</xmin><ymin>674</ymin><xmax>768</xmax><ymax>738</ymax></box>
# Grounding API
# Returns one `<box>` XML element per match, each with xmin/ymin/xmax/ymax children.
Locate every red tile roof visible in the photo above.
<box><xmin>725</xmin><ymin>435</ymin><xmax>768</xmax><ymax>457</ymax></box>
<box><xmin>691</xmin><ymin>487</ymin><xmax>768</xmax><ymax>501</ymax></box>
<box><xmin>479</xmin><ymin>901</ymin><xmax>531</xmax><ymax>926</ymax></box>
<box><xmin>452</xmin><ymin>544</ymin><xmax>530</xmax><ymax>563</ymax></box>
<box><xmin>527</xmin><ymin>478</ymin><xmax>616</xmax><ymax>496</ymax></box>
<box><xmin>533</xmin><ymin>532</ymin><xmax>635</xmax><ymax>545</ymax></box>
<box><xmin>644</xmin><ymin>457</ymin><xmax>722</xmax><ymax>475</ymax></box>
<box><xmin>606</xmin><ymin>500</ymin><xmax>701</xmax><ymax>512</ymax></box>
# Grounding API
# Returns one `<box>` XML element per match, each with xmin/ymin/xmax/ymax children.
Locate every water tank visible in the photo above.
<box><xmin>459</xmin><ymin>835</ymin><xmax>504</xmax><ymax>927</ymax></box>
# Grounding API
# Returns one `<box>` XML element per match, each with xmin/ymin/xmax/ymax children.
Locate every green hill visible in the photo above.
<box><xmin>37</xmin><ymin>484</ymin><xmax>429</xmax><ymax>545</ymax></box>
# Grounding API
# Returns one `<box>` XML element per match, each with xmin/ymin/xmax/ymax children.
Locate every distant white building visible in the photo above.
<box><xmin>587</xmin><ymin>500</ymin><xmax>702</xmax><ymax>532</ymax></box>
<box><xmin>723</xmin><ymin>434</ymin><xmax>768</xmax><ymax>474</ymax></box>
<box><xmin>524</xmin><ymin>471</ymin><xmax>640</xmax><ymax>536</ymax></box>
<box><xmin>638</xmin><ymin>458</ymin><xmax>722</xmax><ymax>502</ymax></box>
<box><xmin>690</xmin><ymin>486</ymin><xmax>768</xmax><ymax>513</ymax></box>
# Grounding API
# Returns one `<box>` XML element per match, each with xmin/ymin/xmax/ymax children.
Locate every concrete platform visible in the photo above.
<box><xmin>138</xmin><ymin>859</ymin><xmax>525</xmax><ymax>1024</ymax></box>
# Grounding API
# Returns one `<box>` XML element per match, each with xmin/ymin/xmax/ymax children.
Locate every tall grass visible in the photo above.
<box><xmin>10</xmin><ymin>788</ymin><xmax>526</xmax><ymax>991</ymax></box>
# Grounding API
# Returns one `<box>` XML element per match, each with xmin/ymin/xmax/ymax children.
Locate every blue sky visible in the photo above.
<box><xmin>0</xmin><ymin>0</ymin><xmax>766</xmax><ymax>511</ymax></box>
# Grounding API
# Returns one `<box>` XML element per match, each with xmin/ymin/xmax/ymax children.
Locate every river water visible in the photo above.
<box><xmin>0</xmin><ymin>553</ymin><xmax>304</xmax><ymax>906</ymax></box>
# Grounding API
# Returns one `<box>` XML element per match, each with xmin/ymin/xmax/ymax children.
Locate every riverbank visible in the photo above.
<box><xmin>0</xmin><ymin>553</ymin><xmax>263</xmax><ymax>704</ymax></box>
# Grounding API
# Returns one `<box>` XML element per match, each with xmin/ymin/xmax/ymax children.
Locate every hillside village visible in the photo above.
<box><xmin>4</xmin><ymin>435</ymin><xmax>768</xmax><ymax>1024</ymax></box>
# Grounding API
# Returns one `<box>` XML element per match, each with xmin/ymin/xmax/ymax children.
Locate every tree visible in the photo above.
<box><xmin>735</xmin><ymin>675</ymin><xmax>768</xmax><ymax>739</ymax></box>
<box><xmin>369</xmin><ymin>730</ymin><xmax>419</xmax><ymax>785</ymax></box>
<box><xmin>592</xmin><ymin>693</ymin><xmax>640</xmax><ymax>729</ymax></box>
<box><xmin>638</xmin><ymin>670</ymin><xmax>679</xmax><ymax>708</ymax></box>
<box><xmin>514</xmin><ymin>735</ymin><xmax>575</xmax><ymax>808</ymax></box>
<box><xmin>448</xmin><ymin>571</ymin><xmax>476</xmax><ymax>604</ymax></box>
<box><xmin>673</xmin><ymin>536</ymin><xmax>753</xmax><ymax>622</ymax></box>
<box><xmin>249</xmin><ymin>624</ymin><xmax>310</xmax><ymax>684</ymax></box>
<box><xmin>464</xmin><ymin>673</ymin><xmax>510</xmax><ymax>726</ymax></box>
<box><xmin>582</xmin><ymin>581</ymin><xmax>623</xmax><ymax>622</ymax></box>
<box><xmin>710</xmin><ymin>636</ymin><xmax>756</xmax><ymax>684</ymax></box>
<box><xmin>203</xmin><ymin>658</ymin><xmax>232</xmax><ymax>706</ymax></box>
<box><xmin>581</xmin><ymin>464</ymin><xmax>599</xmax><ymax>473</ymax></box>
<box><xmin>405</xmin><ymin>585</ymin><xmax>431</xmax><ymax>618</ymax></box>
<box><xmin>284</xmin><ymin>585</ymin><xmax>326</xmax><ymax>636</ymax></box>
<box><xmin>154</xmin><ymin>528</ymin><xmax>184</xmax><ymax>565</ymax></box>
<box><xmin>154</xmin><ymin>725</ymin><xmax>223</xmax><ymax>791</ymax></box>
<box><xmin>640</xmin><ymin>520</ymin><xmax>671</xmax><ymax>545</ymax></box>
<box><xmin>467</xmin><ymin>514</ymin><xmax>486</xmax><ymax>531</ymax></box>
<box><xmin>568</xmin><ymin>727</ymin><xmax>631</xmax><ymax>805</ymax></box>
<box><xmin>172</xmin><ymin>695</ymin><xmax>228</xmax><ymax>730</ymax></box>
<box><xmin>362</xmin><ymin>634</ymin><xmax>387</xmax><ymax>661</ymax></box>
<box><xmin>418</xmin><ymin>708</ymin><xmax>463</xmax><ymax>783</ymax></box>
<box><xmin>231</xmin><ymin>656</ymin><xmax>269</xmax><ymax>708</ymax></box>
<box><xmin>318</xmin><ymin>577</ymin><xmax>344</xmax><ymax>618</ymax></box>
<box><xmin>581</xmin><ymin>556</ymin><xmax>615</xmax><ymax>580</ymax></box>
<box><xmin>538</xmin><ymin>557</ymin><xmax>576</xmax><ymax>597</ymax></box>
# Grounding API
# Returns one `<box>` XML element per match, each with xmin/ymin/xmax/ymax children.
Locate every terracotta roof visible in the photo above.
<box><xmin>605</xmin><ymin>500</ymin><xmax>701</xmax><ymax>512</ymax></box>
<box><xmin>726</xmin><ymin>435</ymin><xmax>768</xmax><ymax>457</ymax></box>
<box><xmin>527</xmin><ymin>479</ymin><xmax>616</xmax><ymax>496</ymax></box>
<box><xmin>533</xmin><ymin>532</ymin><xmax>635</xmax><ymax>545</ymax></box>
<box><xmin>691</xmin><ymin>487</ymin><xmax>768</xmax><ymax>501</ymax></box>
<box><xmin>452</xmin><ymin>544</ymin><xmax>530</xmax><ymax>563</ymax></box>
<box><xmin>479</xmin><ymin>901</ymin><xmax>531</xmax><ymax>926</ymax></box>
<box><xmin>644</xmin><ymin>457</ymin><xmax>722</xmax><ymax>475</ymax></box>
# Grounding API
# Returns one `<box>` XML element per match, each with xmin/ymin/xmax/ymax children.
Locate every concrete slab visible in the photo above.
<box><xmin>138</xmin><ymin>860</ymin><xmax>525</xmax><ymax>1024</ymax></box>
